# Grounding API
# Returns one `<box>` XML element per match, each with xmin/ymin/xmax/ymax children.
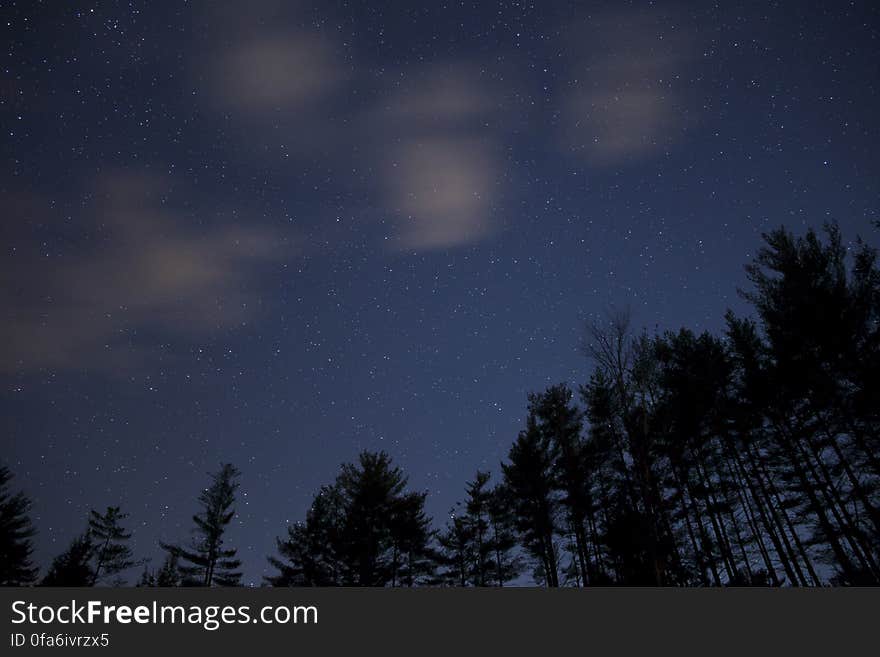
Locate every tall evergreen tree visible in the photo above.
<box><xmin>502</xmin><ymin>413</ymin><xmax>560</xmax><ymax>587</ymax></box>
<box><xmin>0</xmin><ymin>466</ymin><xmax>38</xmax><ymax>586</ymax></box>
<box><xmin>463</xmin><ymin>471</ymin><xmax>494</xmax><ymax>586</ymax></box>
<box><xmin>735</xmin><ymin>224</ymin><xmax>880</xmax><ymax>583</ymax></box>
<box><xmin>161</xmin><ymin>463</ymin><xmax>242</xmax><ymax>586</ymax></box>
<box><xmin>486</xmin><ymin>484</ymin><xmax>524</xmax><ymax>586</ymax></box>
<box><xmin>435</xmin><ymin>474</ymin><xmax>524</xmax><ymax>587</ymax></box>
<box><xmin>436</xmin><ymin>509</ymin><xmax>474</xmax><ymax>586</ymax></box>
<box><xmin>266</xmin><ymin>484</ymin><xmax>345</xmax><ymax>586</ymax></box>
<box><xmin>136</xmin><ymin>563</ymin><xmax>156</xmax><ymax>587</ymax></box>
<box><xmin>530</xmin><ymin>385</ymin><xmax>596</xmax><ymax>585</ymax></box>
<box><xmin>41</xmin><ymin>534</ymin><xmax>94</xmax><ymax>586</ymax></box>
<box><xmin>88</xmin><ymin>506</ymin><xmax>135</xmax><ymax>585</ymax></box>
<box><xmin>336</xmin><ymin>451</ymin><xmax>408</xmax><ymax>585</ymax></box>
<box><xmin>388</xmin><ymin>490</ymin><xmax>434</xmax><ymax>586</ymax></box>
<box><xmin>155</xmin><ymin>553</ymin><xmax>182</xmax><ymax>587</ymax></box>
<box><xmin>267</xmin><ymin>451</ymin><xmax>432</xmax><ymax>587</ymax></box>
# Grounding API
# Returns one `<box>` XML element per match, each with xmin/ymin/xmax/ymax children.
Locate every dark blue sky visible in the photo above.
<box><xmin>2</xmin><ymin>0</ymin><xmax>878</xmax><ymax>583</ymax></box>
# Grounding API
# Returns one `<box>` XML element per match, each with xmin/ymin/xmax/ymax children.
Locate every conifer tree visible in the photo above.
<box><xmin>737</xmin><ymin>224</ymin><xmax>880</xmax><ymax>583</ymax></box>
<box><xmin>530</xmin><ymin>385</ymin><xmax>595</xmax><ymax>585</ymax></box>
<box><xmin>464</xmin><ymin>471</ymin><xmax>494</xmax><ymax>586</ymax></box>
<box><xmin>486</xmin><ymin>483</ymin><xmax>523</xmax><ymax>586</ymax></box>
<box><xmin>0</xmin><ymin>466</ymin><xmax>38</xmax><ymax>586</ymax></box>
<box><xmin>136</xmin><ymin>563</ymin><xmax>155</xmax><ymax>587</ymax></box>
<box><xmin>267</xmin><ymin>452</ymin><xmax>432</xmax><ymax>587</ymax></box>
<box><xmin>88</xmin><ymin>506</ymin><xmax>135</xmax><ymax>585</ymax></box>
<box><xmin>155</xmin><ymin>553</ymin><xmax>182</xmax><ymax>587</ymax></box>
<box><xmin>435</xmin><ymin>474</ymin><xmax>523</xmax><ymax>586</ymax></box>
<box><xmin>502</xmin><ymin>414</ymin><xmax>560</xmax><ymax>586</ymax></box>
<box><xmin>161</xmin><ymin>463</ymin><xmax>242</xmax><ymax>586</ymax></box>
<box><xmin>436</xmin><ymin>509</ymin><xmax>474</xmax><ymax>586</ymax></box>
<box><xmin>266</xmin><ymin>485</ymin><xmax>345</xmax><ymax>586</ymax></box>
<box><xmin>41</xmin><ymin>534</ymin><xmax>94</xmax><ymax>586</ymax></box>
<box><xmin>388</xmin><ymin>490</ymin><xmax>434</xmax><ymax>586</ymax></box>
<box><xmin>336</xmin><ymin>451</ymin><xmax>407</xmax><ymax>585</ymax></box>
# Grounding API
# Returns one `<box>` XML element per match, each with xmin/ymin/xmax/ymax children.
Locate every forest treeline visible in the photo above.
<box><xmin>2</xmin><ymin>223</ymin><xmax>878</xmax><ymax>586</ymax></box>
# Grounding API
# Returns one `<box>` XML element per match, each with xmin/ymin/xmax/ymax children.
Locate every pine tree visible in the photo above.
<box><xmin>581</xmin><ymin>370</ymin><xmax>632</xmax><ymax>583</ymax></box>
<box><xmin>388</xmin><ymin>491</ymin><xmax>434</xmax><ymax>586</ymax></box>
<box><xmin>582</xmin><ymin>315</ymin><xmax>677</xmax><ymax>584</ymax></box>
<box><xmin>529</xmin><ymin>385</ymin><xmax>595</xmax><ymax>585</ymax></box>
<box><xmin>136</xmin><ymin>563</ymin><xmax>156</xmax><ymax>587</ymax></box>
<box><xmin>336</xmin><ymin>451</ymin><xmax>407</xmax><ymax>585</ymax></box>
<box><xmin>155</xmin><ymin>553</ymin><xmax>182</xmax><ymax>587</ymax></box>
<box><xmin>435</xmin><ymin>474</ymin><xmax>523</xmax><ymax>587</ymax></box>
<box><xmin>266</xmin><ymin>485</ymin><xmax>345</xmax><ymax>586</ymax></box>
<box><xmin>486</xmin><ymin>483</ymin><xmax>523</xmax><ymax>586</ymax></box>
<box><xmin>502</xmin><ymin>413</ymin><xmax>560</xmax><ymax>586</ymax></box>
<box><xmin>436</xmin><ymin>508</ymin><xmax>474</xmax><ymax>586</ymax></box>
<box><xmin>41</xmin><ymin>534</ymin><xmax>94</xmax><ymax>586</ymax></box>
<box><xmin>161</xmin><ymin>463</ymin><xmax>242</xmax><ymax>586</ymax></box>
<box><xmin>0</xmin><ymin>466</ymin><xmax>38</xmax><ymax>585</ymax></box>
<box><xmin>738</xmin><ymin>224</ymin><xmax>880</xmax><ymax>583</ymax></box>
<box><xmin>266</xmin><ymin>451</ymin><xmax>432</xmax><ymax>587</ymax></box>
<box><xmin>463</xmin><ymin>471</ymin><xmax>494</xmax><ymax>586</ymax></box>
<box><xmin>88</xmin><ymin>506</ymin><xmax>135</xmax><ymax>585</ymax></box>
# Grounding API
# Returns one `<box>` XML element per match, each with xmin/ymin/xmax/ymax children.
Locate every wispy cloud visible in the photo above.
<box><xmin>388</xmin><ymin>137</ymin><xmax>494</xmax><ymax>250</ymax></box>
<box><xmin>372</xmin><ymin>66</ymin><xmax>500</xmax><ymax>250</ymax></box>
<box><xmin>1</xmin><ymin>173</ymin><xmax>287</xmax><ymax>373</ymax></box>
<box><xmin>211</xmin><ymin>32</ymin><xmax>346</xmax><ymax>114</ymax></box>
<box><xmin>559</xmin><ymin>8</ymin><xmax>696</xmax><ymax>166</ymax></box>
<box><xmin>196</xmin><ymin>2</ymin><xmax>503</xmax><ymax>253</ymax></box>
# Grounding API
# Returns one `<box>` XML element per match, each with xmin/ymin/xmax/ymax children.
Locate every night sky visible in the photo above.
<box><xmin>2</xmin><ymin>1</ymin><xmax>878</xmax><ymax>584</ymax></box>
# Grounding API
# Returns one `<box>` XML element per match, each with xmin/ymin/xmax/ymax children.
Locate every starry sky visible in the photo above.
<box><xmin>2</xmin><ymin>1</ymin><xmax>878</xmax><ymax>584</ymax></box>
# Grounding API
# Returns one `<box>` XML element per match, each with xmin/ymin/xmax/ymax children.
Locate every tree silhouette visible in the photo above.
<box><xmin>436</xmin><ymin>509</ymin><xmax>474</xmax><ymax>586</ymax></box>
<box><xmin>267</xmin><ymin>451</ymin><xmax>433</xmax><ymax>586</ymax></box>
<box><xmin>0</xmin><ymin>466</ymin><xmax>38</xmax><ymax>586</ymax></box>
<box><xmin>529</xmin><ymin>385</ymin><xmax>597</xmax><ymax>585</ymax></box>
<box><xmin>13</xmin><ymin>220</ymin><xmax>880</xmax><ymax>588</ymax></box>
<box><xmin>156</xmin><ymin>553</ymin><xmax>182</xmax><ymax>587</ymax></box>
<box><xmin>388</xmin><ymin>490</ymin><xmax>434</xmax><ymax>586</ymax></box>
<box><xmin>734</xmin><ymin>224</ymin><xmax>880</xmax><ymax>583</ymax></box>
<box><xmin>161</xmin><ymin>463</ymin><xmax>242</xmax><ymax>586</ymax></box>
<box><xmin>136</xmin><ymin>563</ymin><xmax>155</xmax><ymax>587</ymax></box>
<box><xmin>485</xmin><ymin>483</ymin><xmax>524</xmax><ymax>586</ymax></box>
<box><xmin>336</xmin><ymin>451</ymin><xmax>413</xmax><ymax>585</ymax></box>
<box><xmin>437</xmin><ymin>472</ymin><xmax>523</xmax><ymax>586</ymax></box>
<box><xmin>463</xmin><ymin>471</ymin><xmax>494</xmax><ymax>586</ymax></box>
<box><xmin>88</xmin><ymin>506</ymin><xmax>135</xmax><ymax>585</ymax></box>
<box><xmin>41</xmin><ymin>534</ymin><xmax>94</xmax><ymax>586</ymax></box>
<box><xmin>502</xmin><ymin>414</ymin><xmax>560</xmax><ymax>586</ymax></box>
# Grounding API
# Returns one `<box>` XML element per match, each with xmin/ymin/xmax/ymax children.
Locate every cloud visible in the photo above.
<box><xmin>1</xmin><ymin>173</ymin><xmax>287</xmax><ymax>374</ymax></box>
<box><xmin>380</xmin><ymin>68</ymin><xmax>493</xmax><ymax>124</ymax></box>
<box><xmin>190</xmin><ymin>7</ymin><xmax>510</xmax><ymax>253</ymax></box>
<box><xmin>195</xmin><ymin>0</ymin><xmax>345</xmax><ymax>115</ymax></box>
<box><xmin>563</xmin><ymin>86</ymin><xmax>677</xmax><ymax>165</ymax></box>
<box><xmin>387</xmin><ymin>137</ymin><xmax>494</xmax><ymax>250</ymax></box>
<box><xmin>559</xmin><ymin>8</ymin><xmax>695</xmax><ymax>166</ymax></box>
<box><xmin>212</xmin><ymin>33</ymin><xmax>345</xmax><ymax>114</ymax></box>
<box><xmin>194</xmin><ymin>6</ymin><xmax>503</xmax><ymax>253</ymax></box>
<box><xmin>372</xmin><ymin>67</ymin><xmax>500</xmax><ymax>250</ymax></box>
